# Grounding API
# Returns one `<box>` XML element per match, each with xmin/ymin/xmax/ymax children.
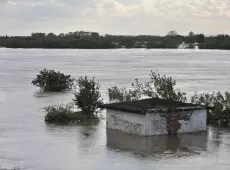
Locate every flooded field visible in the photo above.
<box><xmin>0</xmin><ymin>49</ymin><xmax>230</xmax><ymax>170</ymax></box>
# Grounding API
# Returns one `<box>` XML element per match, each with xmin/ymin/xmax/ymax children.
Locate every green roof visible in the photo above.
<box><xmin>99</xmin><ymin>98</ymin><xmax>204</xmax><ymax>114</ymax></box>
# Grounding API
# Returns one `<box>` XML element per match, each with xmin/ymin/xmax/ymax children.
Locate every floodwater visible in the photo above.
<box><xmin>0</xmin><ymin>48</ymin><xmax>230</xmax><ymax>170</ymax></box>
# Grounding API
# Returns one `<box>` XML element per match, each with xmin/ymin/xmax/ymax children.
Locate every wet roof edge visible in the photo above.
<box><xmin>146</xmin><ymin>107</ymin><xmax>207</xmax><ymax>113</ymax></box>
<box><xmin>101</xmin><ymin>106</ymin><xmax>208</xmax><ymax>114</ymax></box>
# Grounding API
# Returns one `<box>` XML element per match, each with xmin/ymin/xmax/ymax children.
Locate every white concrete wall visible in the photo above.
<box><xmin>177</xmin><ymin>109</ymin><xmax>207</xmax><ymax>133</ymax></box>
<box><xmin>146</xmin><ymin>112</ymin><xmax>168</xmax><ymax>136</ymax></box>
<box><xmin>106</xmin><ymin>109</ymin><xmax>147</xmax><ymax>135</ymax></box>
<box><xmin>106</xmin><ymin>109</ymin><xmax>207</xmax><ymax>136</ymax></box>
<box><xmin>146</xmin><ymin>109</ymin><xmax>207</xmax><ymax>136</ymax></box>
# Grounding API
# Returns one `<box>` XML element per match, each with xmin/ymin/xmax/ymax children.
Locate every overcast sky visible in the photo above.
<box><xmin>1</xmin><ymin>0</ymin><xmax>230</xmax><ymax>36</ymax></box>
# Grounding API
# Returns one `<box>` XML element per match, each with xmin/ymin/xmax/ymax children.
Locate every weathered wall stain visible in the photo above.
<box><xmin>108</xmin><ymin>110</ymin><xmax>194</xmax><ymax>135</ymax></box>
<box><xmin>161</xmin><ymin>111</ymin><xmax>193</xmax><ymax>135</ymax></box>
<box><xmin>152</xmin><ymin>119</ymin><xmax>166</xmax><ymax>133</ymax></box>
<box><xmin>110</xmin><ymin>113</ymin><xmax>143</xmax><ymax>134</ymax></box>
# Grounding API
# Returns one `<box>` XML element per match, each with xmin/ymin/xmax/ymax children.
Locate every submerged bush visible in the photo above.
<box><xmin>73</xmin><ymin>76</ymin><xmax>103</xmax><ymax>117</ymax></box>
<box><xmin>44</xmin><ymin>76</ymin><xmax>103</xmax><ymax>124</ymax></box>
<box><xmin>44</xmin><ymin>103</ymin><xmax>101</xmax><ymax>125</ymax></box>
<box><xmin>44</xmin><ymin>103</ymin><xmax>76</xmax><ymax>124</ymax></box>
<box><xmin>32</xmin><ymin>69</ymin><xmax>74</xmax><ymax>92</ymax></box>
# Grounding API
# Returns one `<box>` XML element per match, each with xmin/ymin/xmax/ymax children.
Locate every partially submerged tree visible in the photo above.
<box><xmin>73</xmin><ymin>76</ymin><xmax>103</xmax><ymax>117</ymax></box>
<box><xmin>147</xmin><ymin>70</ymin><xmax>187</xmax><ymax>102</ymax></box>
<box><xmin>32</xmin><ymin>69</ymin><xmax>74</xmax><ymax>92</ymax></box>
<box><xmin>108</xmin><ymin>86</ymin><xmax>141</xmax><ymax>102</ymax></box>
<box><xmin>108</xmin><ymin>70</ymin><xmax>187</xmax><ymax>102</ymax></box>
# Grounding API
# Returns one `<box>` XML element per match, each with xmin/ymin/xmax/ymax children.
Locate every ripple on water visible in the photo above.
<box><xmin>0</xmin><ymin>49</ymin><xmax>230</xmax><ymax>170</ymax></box>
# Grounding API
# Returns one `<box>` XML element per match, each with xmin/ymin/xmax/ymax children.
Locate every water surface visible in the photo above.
<box><xmin>0</xmin><ymin>49</ymin><xmax>230</xmax><ymax>170</ymax></box>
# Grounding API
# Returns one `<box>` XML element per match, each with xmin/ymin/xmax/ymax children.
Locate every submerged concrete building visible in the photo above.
<box><xmin>100</xmin><ymin>98</ymin><xmax>207</xmax><ymax>136</ymax></box>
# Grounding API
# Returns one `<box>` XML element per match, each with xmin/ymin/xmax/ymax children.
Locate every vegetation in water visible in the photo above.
<box><xmin>108</xmin><ymin>86</ymin><xmax>141</xmax><ymax>102</ymax></box>
<box><xmin>191</xmin><ymin>92</ymin><xmax>230</xmax><ymax>126</ymax></box>
<box><xmin>44</xmin><ymin>103</ymin><xmax>76</xmax><ymax>124</ymax></box>
<box><xmin>108</xmin><ymin>70</ymin><xmax>186</xmax><ymax>102</ymax></box>
<box><xmin>44</xmin><ymin>103</ymin><xmax>101</xmax><ymax>125</ymax></box>
<box><xmin>40</xmin><ymin>73</ymin><xmax>103</xmax><ymax>124</ymax></box>
<box><xmin>1</xmin><ymin>30</ymin><xmax>230</xmax><ymax>50</ymax></box>
<box><xmin>34</xmin><ymin>68</ymin><xmax>230</xmax><ymax>127</ymax></box>
<box><xmin>108</xmin><ymin>70</ymin><xmax>230</xmax><ymax>127</ymax></box>
<box><xmin>73</xmin><ymin>76</ymin><xmax>103</xmax><ymax>117</ymax></box>
<box><xmin>32</xmin><ymin>69</ymin><xmax>74</xmax><ymax>92</ymax></box>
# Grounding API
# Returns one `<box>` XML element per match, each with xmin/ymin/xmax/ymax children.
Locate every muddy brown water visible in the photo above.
<box><xmin>0</xmin><ymin>49</ymin><xmax>230</xmax><ymax>170</ymax></box>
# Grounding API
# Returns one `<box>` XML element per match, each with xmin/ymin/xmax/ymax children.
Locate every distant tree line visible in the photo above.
<box><xmin>1</xmin><ymin>30</ymin><xmax>230</xmax><ymax>49</ymax></box>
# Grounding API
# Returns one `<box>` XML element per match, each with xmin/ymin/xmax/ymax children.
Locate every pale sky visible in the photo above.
<box><xmin>1</xmin><ymin>0</ymin><xmax>230</xmax><ymax>36</ymax></box>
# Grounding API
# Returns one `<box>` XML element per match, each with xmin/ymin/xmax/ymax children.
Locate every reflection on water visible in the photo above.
<box><xmin>107</xmin><ymin>129</ymin><xmax>208</xmax><ymax>158</ymax></box>
<box><xmin>45</xmin><ymin>122</ymin><xmax>102</xmax><ymax>140</ymax></box>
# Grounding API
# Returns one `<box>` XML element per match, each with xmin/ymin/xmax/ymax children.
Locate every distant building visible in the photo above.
<box><xmin>178</xmin><ymin>42</ymin><xmax>199</xmax><ymax>49</ymax></box>
<box><xmin>178</xmin><ymin>42</ymin><xmax>189</xmax><ymax>49</ymax></box>
<box><xmin>100</xmin><ymin>98</ymin><xmax>207</xmax><ymax>136</ymax></box>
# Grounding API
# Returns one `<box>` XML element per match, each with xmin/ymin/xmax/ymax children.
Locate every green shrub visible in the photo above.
<box><xmin>44</xmin><ymin>103</ymin><xmax>76</xmax><ymax>124</ymax></box>
<box><xmin>32</xmin><ymin>69</ymin><xmax>74</xmax><ymax>92</ymax></box>
<box><xmin>73</xmin><ymin>76</ymin><xmax>103</xmax><ymax>116</ymax></box>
